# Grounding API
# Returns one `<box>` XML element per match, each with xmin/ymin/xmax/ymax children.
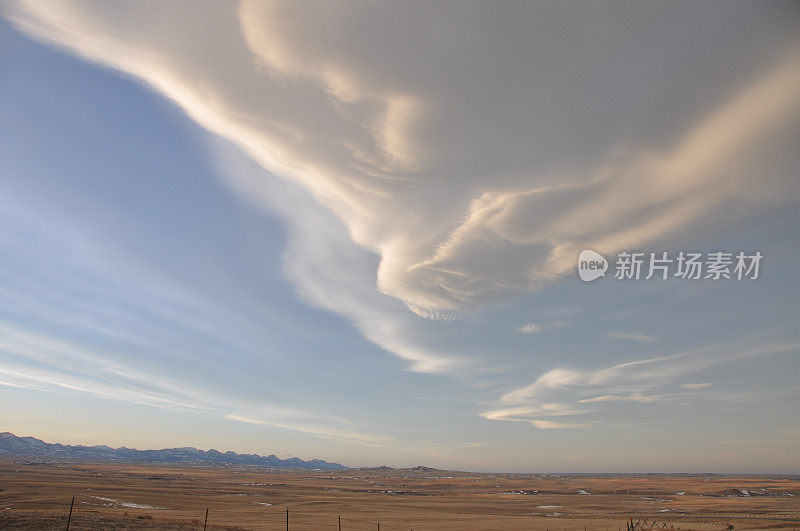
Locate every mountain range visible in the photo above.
<box><xmin>0</xmin><ymin>432</ymin><xmax>347</xmax><ymax>469</ymax></box>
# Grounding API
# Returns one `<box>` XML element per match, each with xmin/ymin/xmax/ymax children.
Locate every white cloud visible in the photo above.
<box><xmin>516</xmin><ymin>323</ymin><xmax>541</xmax><ymax>334</ymax></box>
<box><xmin>481</xmin><ymin>404</ymin><xmax>589</xmax><ymax>429</ymax></box>
<box><xmin>516</xmin><ymin>321</ymin><xmax>566</xmax><ymax>335</ymax></box>
<box><xmin>485</xmin><ymin>338</ymin><xmax>799</xmax><ymax>428</ymax></box>
<box><xmin>529</xmin><ymin>420</ymin><xmax>587</xmax><ymax>430</ymax></box>
<box><xmin>212</xmin><ymin>139</ymin><xmax>463</xmax><ymax>374</ymax></box>
<box><xmin>578</xmin><ymin>393</ymin><xmax>662</xmax><ymax>404</ymax></box>
<box><xmin>3</xmin><ymin>1</ymin><xmax>799</xmax><ymax>373</ymax></box>
<box><xmin>499</xmin><ymin>368</ymin><xmax>583</xmax><ymax>405</ymax></box>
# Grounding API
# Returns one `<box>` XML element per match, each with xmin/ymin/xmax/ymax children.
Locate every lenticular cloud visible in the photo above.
<box><xmin>5</xmin><ymin>0</ymin><xmax>799</xmax><ymax>319</ymax></box>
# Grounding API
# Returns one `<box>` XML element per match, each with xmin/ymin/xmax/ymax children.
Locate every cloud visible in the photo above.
<box><xmin>481</xmin><ymin>403</ymin><xmax>589</xmax><ymax>429</ymax></box>
<box><xmin>4</xmin><ymin>1</ymin><xmax>800</xmax><ymax>316</ymax></box>
<box><xmin>605</xmin><ymin>332</ymin><xmax>656</xmax><ymax>343</ymax></box>
<box><xmin>225</xmin><ymin>414</ymin><xmax>396</xmax><ymax>448</ymax></box>
<box><xmin>484</xmin><ymin>338</ymin><xmax>799</xmax><ymax>428</ymax></box>
<box><xmin>2</xmin><ymin>1</ymin><xmax>799</xmax><ymax>375</ymax></box>
<box><xmin>212</xmin><ymin>138</ymin><xmax>463</xmax><ymax>374</ymax></box>
<box><xmin>499</xmin><ymin>368</ymin><xmax>583</xmax><ymax>405</ymax></box>
<box><xmin>529</xmin><ymin>420</ymin><xmax>587</xmax><ymax>430</ymax></box>
<box><xmin>516</xmin><ymin>321</ymin><xmax>566</xmax><ymax>335</ymax></box>
<box><xmin>516</xmin><ymin>323</ymin><xmax>542</xmax><ymax>334</ymax></box>
<box><xmin>679</xmin><ymin>382</ymin><xmax>712</xmax><ymax>389</ymax></box>
<box><xmin>0</xmin><ymin>320</ymin><xmax>396</xmax><ymax>447</ymax></box>
<box><xmin>578</xmin><ymin>393</ymin><xmax>662</xmax><ymax>403</ymax></box>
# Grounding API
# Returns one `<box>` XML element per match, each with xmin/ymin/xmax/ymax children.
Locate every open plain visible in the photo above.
<box><xmin>0</xmin><ymin>460</ymin><xmax>798</xmax><ymax>530</ymax></box>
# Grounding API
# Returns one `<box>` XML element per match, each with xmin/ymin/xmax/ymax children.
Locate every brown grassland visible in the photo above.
<box><xmin>0</xmin><ymin>460</ymin><xmax>798</xmax><ymax>530</ymax></box>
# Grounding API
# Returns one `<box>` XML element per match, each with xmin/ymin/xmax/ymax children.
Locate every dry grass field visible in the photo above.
<box><xmin>1</xmin><ymin>460</ymin><xmax>798</xmax><ymax>530</ymax></box>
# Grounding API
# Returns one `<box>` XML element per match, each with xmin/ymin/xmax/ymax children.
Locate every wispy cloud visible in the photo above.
<box><xmin>484</xmin><ymin>338</ymin><xmax>799</xmax><ymax>429</ymax></box>
<box><xmin>578</xmin><ymin>393</ymin><xmax>663</xmax><ymax>403</ymax></box>
<box><xmin>529</xmin><ymin>420</ymin><xmax>587</xmax><ymax>430</ymax></box>
<box><xmin>5</xmin><ymin>0</ymin><xmax>798</xmax><ymax>332</ymax></box>
<box><xmin>481</xmin><ymin>404</ymin><xmax>590</xmax><ymax>429</ymax></box>
<box><xmin>516</xmin><ymin>321</ymin><xmax>566</xmax><ymax>335</ymax></box>
<box><xmin>0</xmin><ymin>321</ymin><xmax>392</xmax><ymax>447</ymax></box>
<box><xmin>225</xmin><ymin>414</ymin><xmax>395</xmax><ymax>448</ymax></box>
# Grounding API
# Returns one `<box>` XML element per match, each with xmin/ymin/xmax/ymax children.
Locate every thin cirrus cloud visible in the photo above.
<box><xmin>481</xmin><ymin>403</ymin><xmax>590</xmax><ymax>430</ymax></box>
<box><xmin>578</xmin><ymin>393</ymin><xmax>663</xmax><ymax>404</ymax></box>
<box><xmin>0</xmin><ymin>322</ymin><xmax>394</xmax><ymax>447</ymax></box>
<box><xmin>481</xmin><ymin>338</ymin><xmax>799</xmax><ymax>429</ymax></box>
<box><xmin>3</xmin><ymin>2</ymin><xmax>799</xmax><ymax>383</ymax></box>
<box><xmin>0</xmin><ymin>304</ymin><xmax>392</xmax><ymax>447</ymax></box>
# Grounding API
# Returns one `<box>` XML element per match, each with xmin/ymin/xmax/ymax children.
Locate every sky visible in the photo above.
<box><xmin>0</xmin><ymin>1</ymin><xmax>799</xmax><ymax>472</ymax></box>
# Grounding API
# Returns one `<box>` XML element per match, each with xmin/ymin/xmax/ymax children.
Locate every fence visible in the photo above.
<box><xmin>60</xmin><ymin>494</ymin><xmax>393</xmax><ymax>530</ymax></box>
<box><xmin>57</xmin><ymin>493</ymin><xmax>740</xmax><ymax>530</ymax></box>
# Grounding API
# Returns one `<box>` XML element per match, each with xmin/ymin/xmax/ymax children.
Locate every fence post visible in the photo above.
<box><xmin>203</xmin><ymin>507</ymin><xmax>209</xmax><ymax>531</ymax></box>
<box><xmin>338</xmin><ymin>515</ymin><xmax>341</xmax><ymax>531</ymax></box>
<box><xmin>65</xmin><ymin>494</ymin><xmax>74</xmax><ymax>531</ymax></box>
<box><xmin>285</xmin><ymin>507</ymin><xmax>289</xmax><ymax>530</ymax></box>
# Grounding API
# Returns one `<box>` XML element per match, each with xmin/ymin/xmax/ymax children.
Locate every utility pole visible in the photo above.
<box><xmin>65</xmin><ymin>494</ymin><xmax>74</xmax><ymax>531</ymax></box>
<box><xmin>285</xmin><ymin>506</ymin><xmax>289</xmax><ymax>530</ymax></box>
<box><xmin>338</xmin><ymin>515</ymin><xmax>341</xmax><ymax>531</ymax></box>
<box><xmin>203</xmin><ymin>507</ymin><xmax>208</xmax><ymax>531</ymax></box>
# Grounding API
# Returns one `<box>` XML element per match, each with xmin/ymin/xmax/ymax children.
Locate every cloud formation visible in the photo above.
<box><xmin>0</xmin><ymin>319</ymin><xmax>396</xmax><ymax>447</ymax></box>
<box><xmin>516</xmin><ymin>321</ymin><xmax>566</xmax><ymax>335</ymax></box>
<box><xmin>3</xmin><ymin>0</ymin><xmax>799</xmax><ymax>373</ymax></box>
<box><xmin>483</xmin><ymin>338</ymin><xmax>798</xmax><ymax>428</ymax></box>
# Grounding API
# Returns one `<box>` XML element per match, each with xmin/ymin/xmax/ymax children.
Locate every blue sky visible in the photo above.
<box><xmin>1</xmin><ymin>2</ymin><xmax>799</xmax><ymax>472</ymax></box>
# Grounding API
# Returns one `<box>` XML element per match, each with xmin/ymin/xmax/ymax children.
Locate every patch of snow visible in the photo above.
<box><xmin>537</xmin><ymin>505</ymin><xmax>562</xmax><ymax>509</ymax></box>
<box><xmin>90</xmin><ymin>496</ymin><xmax>162</xmax><ymax>509</ymax></box>
<box><xmin>577</xmin><ymin>489</ymin><xmax>590</xmax><ymax>495</ymax></box>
